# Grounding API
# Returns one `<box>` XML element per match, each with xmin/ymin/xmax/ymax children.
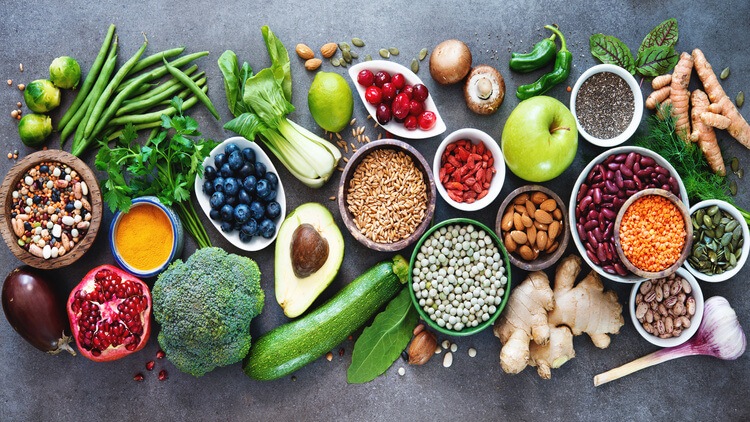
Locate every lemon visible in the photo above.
<box><xmin>308</xmin><ymin>71</ymin><xmax>353</xmax><ymax>133</ymax></box>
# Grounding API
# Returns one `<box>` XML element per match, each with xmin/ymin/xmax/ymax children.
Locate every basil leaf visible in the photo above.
<box><xmin>636</xmin><ymin>45</ymin><xmax>679</xmax><ymax>77</ymax></box>
<box><xmin>590</xmin><ymin>34</ymin><xmax>636</xmax><ymax>74</ymax></box>
<box><xmin>347</xmin><ymin>287</ymin><xmax>418</xmax><ymax>384</ymax></box>
<box><xmin>637</xmin><ymin>18</ymin><xmax>678</xmax><ymax>58</ymax></box>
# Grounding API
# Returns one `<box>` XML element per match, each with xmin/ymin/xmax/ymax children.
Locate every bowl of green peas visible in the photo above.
<box><xmin>408</xmin><ymin>218</ymin><xmax>512</xmax><ymax>336</ymax></box>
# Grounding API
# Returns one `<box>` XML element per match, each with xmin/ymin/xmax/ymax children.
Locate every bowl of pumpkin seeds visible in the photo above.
<box><xmin>684</xmin><ymin>200</ymin><xmax>749</xmax><ymax>283</ymax></box>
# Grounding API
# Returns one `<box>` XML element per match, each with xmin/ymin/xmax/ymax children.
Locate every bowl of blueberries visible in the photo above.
<box><xmin>195</xmin><ymin>137</ymin><xmax>286</xmax><ymax>251</ymax></box>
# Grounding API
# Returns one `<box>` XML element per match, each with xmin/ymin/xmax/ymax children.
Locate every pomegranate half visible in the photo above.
<box><xmin>67</xmin><ymin>265</ymin><xmax>151</xmax><ymax>362</ymax></box>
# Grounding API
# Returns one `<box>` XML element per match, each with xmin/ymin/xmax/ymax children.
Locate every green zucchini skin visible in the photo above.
<box><xmin>244</xmin><ymin>255</ymin><xmax>409</xmax><ymax>380</ymax></box>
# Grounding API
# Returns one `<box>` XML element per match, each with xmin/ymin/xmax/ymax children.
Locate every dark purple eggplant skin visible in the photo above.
<box><xmin>2</xmin><ymin>266</ymin><xmax>76</xmax><ymax>356</ymax></box>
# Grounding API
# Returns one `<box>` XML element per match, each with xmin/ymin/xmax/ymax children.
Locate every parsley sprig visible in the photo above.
<box><xmin>96</xmin><ymin>97</ymin><xmax>218</xmax><ymax>248</ymax></box>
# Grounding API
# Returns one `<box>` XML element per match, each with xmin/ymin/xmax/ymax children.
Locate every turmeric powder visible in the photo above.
<box><xmin>114</xmin><ymin>202</ymin><xmax>174</xmax><ymax>271</ymax></box>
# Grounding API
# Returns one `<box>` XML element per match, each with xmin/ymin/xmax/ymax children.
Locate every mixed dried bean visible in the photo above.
<box><xmin>634</xmin><ymin>274</ymin><xmax>697</xmax><ymax>339</ymax></box>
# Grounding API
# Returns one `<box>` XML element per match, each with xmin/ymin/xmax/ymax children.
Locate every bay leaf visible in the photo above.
<box><xmin>590</xmin><ymin>34</ymin><xmax>636</xmax><ymax>75</ymax></box>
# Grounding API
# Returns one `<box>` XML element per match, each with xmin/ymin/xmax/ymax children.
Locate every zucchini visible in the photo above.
<box><xmin>244</xmin><ymin>254</ymin><xmax>409</xmax><ymax>380</ymax></box>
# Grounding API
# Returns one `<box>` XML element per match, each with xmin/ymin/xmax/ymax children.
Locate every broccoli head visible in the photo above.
<box><xmin>152</xmin><ymin>247</ymin><xmax>264</xmax><ymax>377</ymax></box>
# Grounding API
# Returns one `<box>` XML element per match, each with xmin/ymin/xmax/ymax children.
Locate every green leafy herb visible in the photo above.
<box><xmin>590</xmin><ymin>34</ymin><xmax>636</xmax><ymax>74</ymax></box>
<box><xmin>347</xmin><ymin>287</ymin><xmax>418</xmax><ymax>384</ymax></box>
<box><xmin>95</xmin><ymin>97</ymin><xmax>218</xmax><ymax>248</ymax></box>
<box><xmin>635</xmin><ymin>45</ymin><xmax>679</xmax><ymax>77</ymax></box>
<box><xmin>637</xmin><ymin>18</ymin><xmax>679</xmax><ymax>58</ymax></box>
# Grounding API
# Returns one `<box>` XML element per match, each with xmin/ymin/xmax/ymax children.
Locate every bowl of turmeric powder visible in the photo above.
<box><xmin>110</xmin><ymin>196</ymin><xmax>184</xmax><ymax>278</ymax></box>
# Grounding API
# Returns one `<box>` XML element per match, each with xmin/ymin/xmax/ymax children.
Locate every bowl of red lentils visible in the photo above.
<box><xmin>338</xmin><ymin>139</ymin><xmax>436</xmax><ymax>252</ymax></box>
<box><xmin>433</xmin><ymin>128</ymin><xmax>505</xmax><ymax>212</ymax></box>
<box><xmin>614</xmin><ymin>188</ymin><xmax>692</xmax><ymax>279</ymax></box>
<box><xmin>0</xmin><ymin>150</ymin><xmax>102</xmax><ymax>269</ymax></box>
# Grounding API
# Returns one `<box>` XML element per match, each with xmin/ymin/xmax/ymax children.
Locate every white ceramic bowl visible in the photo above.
<box><xmin>629</xmin><ymin>268</ymin><xmax>704</xmax><ymax>348</ymax></box>
<box><xmin>570</xmin><ymin>64</ymin><xmax>644</xmax><ymax>147</ymax></box>
<box><xmin>569</xmin><ymin>146</ymin><xmax>689</xmax><ymax>283</ymax></box>
<box><xmin>348</xmin><ymin>60</ymin><xmax>446</xmax><ymax>139</ymax></box>
<box><xmin>433</xmin><ymin>128</ymin><xmax>505</xmax><ymax>212</ymax></box>
<box><xmin>684</xmin><ymin>199</ymin><xmax>750</xmax><ymax>283</ymax></box>
<box><xmin>110</xmin><ymin>196</ymin><xmax>184</xmax><ymax>278</ymax></box>
<box><xmin>195</xmin><ymin>137</ymin><xmax>286</xmax><ymax>251</ymax></box>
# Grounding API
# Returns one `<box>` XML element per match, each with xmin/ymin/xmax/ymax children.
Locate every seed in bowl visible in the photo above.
<box><xmin>634</xmin><ymin>274</ymin><xmax>696</xmax><ymax>339</ymax></box>
<box><xmin>499</xmin><ymin>190</ymin><xmax>563</xmax><ymax>261</ymax></box>
<box><xmin>689</xmin><ymin>205</ymin><xmax>744</xmax><ymax>275</ymax></box>
<box><xmin>575</xmin><ymin>71</ymin><xmax>635</xmax><ymax>139</ymax></box>
<box><xmin>438</xmin><ymin>139</ymin><xmax>496</xmax><ymax>204</ymax></box>
<box><xmin>346</xmin><ymin>148</ymin><xmax>427</xmax><ymax>244</ymax></box>
<box><xmin>619</xmin><ymin>195</ymin><xmax>686</xmax><ymax>272</ymax></box>
<box><xmin>411</xmin><ymin>223</ymin><xmax>508</xmax><ymax>332</ymax></box>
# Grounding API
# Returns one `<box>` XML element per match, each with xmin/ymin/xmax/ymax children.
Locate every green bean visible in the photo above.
<box><xmin>57</xmin><ymin>23</ymin><xmax>116</xmax><ymax>132</ymax></box>
<box><xmin>117</xmin><ymin>70</ymin><xmax>203</xmax><ymax>116</ymax></box>
<box><xmin>117</xmin><ymin>51</ymin><xmax>208</xmax><ymax>91</ymax></box>
<box><xmin>106</xmin><ymin>84</ymin><xmax>207</xmax><ymax>127</ymax></box>
<box><xmin>83</xmin><ymin>36</ymin><xmax>149</xmax><ymax>140</ymax></box>
<box><xmin>123</xmin><ymin>65</ymin><xmax>198</xmax><ymax>104</ymax></box>
<box><xmin>127</xmin><ymin>46</ymin><xmax>185</xmax><ymax>75</ymax></box>
<box><xmin>163</xmin><ymin>57</ymin><xmax>219</xmax><ymax>119</ymax></box>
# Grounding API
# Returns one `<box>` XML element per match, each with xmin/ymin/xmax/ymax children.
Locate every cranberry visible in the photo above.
<box><xmin>391</xmin><ymin>73</ymin><xmax>406</xmax><ymax>90</ymax></box>
<box><xmin>418</xmin><ymin>111</ymin><xmax>437</xmax><ymax>130</ymax></box>
<box><xmin>404</xmin><ymin>116</ymin><xmax>418</xmax><ymax>130</ymax></box>
<box><xmin>409</xmin><ymin>100</ymin><xmax>424</xmax><ymax>116</ymax></box>
<box><xmin>392</xmin><ymin>93</ymin><xmax>411</xmax><ymax>120</ymax></box>
<box><xmin>376</xmin><ymin>103</ymin><xmax>392</xmax><ymax>125</ymax></box>
<box><xmin>413</xmin><ymin>84</ymin><xmax>429</xmax><ymax>102</ymax></box>
<box><xmin>374</xmin><ymin>71</ymin><xmax>391</xmax><ymax>88</ymax></box>
<box><xmin>357</xmin><ymin>69</ymin><xmax>375</xmax><ymax>87</ymax></box>
<box><xmin>401</xmin><ymin>85</ymin><xmax>413</xmax><ymax>99</ymax></box>
<box><xmin>381</xmin><ymin>83</ymin><xmax>397</xmax><ymax>103</ymax></box>
<box><xmin>365</xmin><ymin>86</ymin><xmax>382</xmax><ymax>105</ymax></box>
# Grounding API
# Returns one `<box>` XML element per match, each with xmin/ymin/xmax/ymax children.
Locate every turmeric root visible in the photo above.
<box><xmin>690</xmin><ymin>89</ymin><xmax>726</xmax><ymax>176</ymax></box>
<box><xmin>652</xmin><ymin>74</ymin><xmax>672</xmax><ymax>90</ymax></box>
<box><xmin>646</xmin><ymin>86</ymin><xmax>670</xmax><ymax>110</ymax></box>
<box><xmin>692</xmin><ymin>48</ymin><xmax>750</xmax><ymax>148</ymax></box>
<box><xmin>670</xmin><ymin>52</ymin><xmax>694</xmax><ymax>142</ymax></box>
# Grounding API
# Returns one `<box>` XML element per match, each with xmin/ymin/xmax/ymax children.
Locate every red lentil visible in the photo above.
<box><xmin>619</xmin><ymin>195</ymin><xmax>686</xmax><ymax>272</ymax></box>
<box><xmin>438</xmin><ymin>139</ymin><xmax>496</xmax><ymax>204</ymax></box>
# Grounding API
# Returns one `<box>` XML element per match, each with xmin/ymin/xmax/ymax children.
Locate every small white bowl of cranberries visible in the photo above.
<box><xmin>348</xmin><ymin>60</ymin><xmax>446</xmax><ymax>139</ymax></box>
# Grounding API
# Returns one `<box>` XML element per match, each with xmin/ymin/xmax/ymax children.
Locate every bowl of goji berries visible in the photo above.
<box><xmin>433</xmin><ymin>128</ymin><xmax>505</xmax><ymax>212</ymax></box>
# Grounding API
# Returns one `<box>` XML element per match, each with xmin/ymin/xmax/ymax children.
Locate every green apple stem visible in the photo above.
<box><xmin>550</xmin><ymin>123</ymin><xmax>571</xmax><ymax>134</ymax></box>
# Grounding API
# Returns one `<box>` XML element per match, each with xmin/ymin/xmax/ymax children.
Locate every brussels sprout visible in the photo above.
<box><xmin>49</xmin><ymin>56</ymin><xmax>81</xmax><ymax>89</ymax></box>
<box><xmin>18</xmin><ymin>114</ymin><xmax>52</xmax><ymax>147</ymax></box>
<box><xmin>23</xmin><ymin>79</ymin><xmax>60</xmax><ymax>113</ymax></box>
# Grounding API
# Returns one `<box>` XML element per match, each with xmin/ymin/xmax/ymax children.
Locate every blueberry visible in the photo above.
<box><xmin>265</xmin><ymin>172</ymin><xmax>279</xmax><ymax>189</ymax></box>
<box><xmin>239</xmin><ymin>162</ymin><xmax>255</xmax><ymax>178</ymax></box>
<box><xmin>214</xmin><ymin>152</ymin><xmax>228</xmax><ymax>168</ymax></box>
<box><xmin>220</xmin><ymin>163</ymin><xmax>233</xmax><ymax>178</ymax></box>
<box><xmin>238</xmin><ymin>189</ymin><xmax>252</xmax><ymax>205</ymax></box>
<box><xmin>255</xmin><ymin>161</ymin><xmax>267</xmax><ymax>177</ymax></box>
<box><xmin>259</xmin><ymin>218</ymin><xmax>276</xmax><ymax>239</ymax></box>
<box><xmin>220</xmin><ymin>221</ymin><xmax>234</xmax><ymax>233</ymax></box>
<box><xmin>209</xmin><ymin>191</ymin><xmax>226</xmax><ymax>209</ymax></box>
<box><xmin>243</xmin><ymin>175</ymin><xmax>257</xmax><ymax>193</ymax></box>
<box><xmin>202</xmin><ymin>180</ymin><xmax>215</xmax><ymax>195</ymax></box>
<box><xmin>204</xmin><ymin>165</ymin><xmax>217</xmax><ymax>181</ymax></box>
<box><xmin>212</xmin><ymin>176</ymin><xmax>225</xmax><ymax>193</ymax></box>
<box><xmin>264</xmin><ymin>189</ymin><xmax>277</xmax><ymax>202</ymax></box>
<box><xmin>256</xmin><ymin>179</ymin><xmax>270</xmax><ymax>199</ymax></box>
<box><xmin>228</xmin><ymin>150</ymin><xmax>244</xmax><ymax>171</ymax></box>
<box><xmin>241</xmin><ymin>147</ymin><xmax>256</xmax><ymax>163</ymax></box>
<box><xmin>238</xmin><ymin>230</ymin><xmax>253</xmax><ymax>243</ymax></box>
<box><xmin>249</xmin><ymin>201</ymin><xmax>265</xmax><ymax>220</ymax></box>
<box><xmin>220</xmin><ymin>204</ymin><xmax>235</xmax><ymax>222</ymax></box>
<box><xmin>224</xmin><ymin>142</ymin><xmax>240</xmax><ymax>156</ymax></box>
<box><xmin>209</xmin><ymin>209</ymin><xmax>221</xmax><ymax>220</ymax></box>
<box><xmin>240</xmin><ymin>218</ymin><xmax>259</xmax><ymax>239</ymax></box>
<box><xmin>226</xmin><ymin>195</ymin><xmax>238</xmax><ymax>207</ymax></box>
<box><xmin>224</xmin><ymin>177</ymin><xmax>240</xmax><ymax>197</ymax></box>
<box><xmin>266</xmin><ymin>201</ymin><xmax>281</xmax><ymax>219</ymax></box>
<box><xmin>233</xmin><ymin>204</ymin><xmax>251</xmax><ymax>224</ymax></box>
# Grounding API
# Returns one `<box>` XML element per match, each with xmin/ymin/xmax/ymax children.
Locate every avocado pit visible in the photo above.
<box><xmin>291</xmin><ymin>223</ymin><xmax>329</xmax><ymax>278</ymax></box>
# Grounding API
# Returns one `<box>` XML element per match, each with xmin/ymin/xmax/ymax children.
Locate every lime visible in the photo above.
<box><xmin>308</xmin><ymin>71</ymin><xmax>353</xmax><ymax>133</ymax></box>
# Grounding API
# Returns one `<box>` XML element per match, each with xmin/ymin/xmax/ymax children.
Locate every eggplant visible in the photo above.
<box><xmin>2</xmin><ymin>266</ymin><xmax>76</xmax><ymax>356</ymax></box>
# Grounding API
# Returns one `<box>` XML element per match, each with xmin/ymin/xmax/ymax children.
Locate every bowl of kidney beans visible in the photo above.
<box><xmin>348</xmin><ymin>60</ymin><xmax>446</xmax><ymax>140</ymax></box>
<box><xmin>568</xmin><ymin>146</ymin><xmax>688</xmax><ymax>283</ymax></box>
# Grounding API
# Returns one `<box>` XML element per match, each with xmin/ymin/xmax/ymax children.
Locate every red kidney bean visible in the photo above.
<box><xmin>669</xmin><ymin>176</ymin><xmax>679</xmax><ymax>193</ymax></box>
<box><xmin>587</xmin><ymin>231</ymin><xmax>599</xmax><ymax>249</ymax></box>
<box><xmin>614</xmin><ymin>263</ymin><xmax>628</xmax><ymax>276</ymax></box>
<box><xmin>614</xmin><ymin>170</ymin><xmax>624</xmax><ymax>188</ymax></box>
<box><xmin>605</xmin><ymin>180</ymin><xmax>618</xmax><ymax>193</ymax></box>
<box><xmin>641</xmin><ymin>156</ymin><xmax>656</xmax><ymax>167</ymax></box>
<box><xmin>625</xmin><ymin>152</ymin><xmax>637</xmax><ymax>168</ymax></box>
<box><xmin>655</xmin><ymin>165</ymin><xmax>669</xmax><ymax>176</ymax></box>
<box><xmin>613</xmin><ymin>153</ymin><xmax>626</xmax><ymax>163</ymax></box>
<box><xmin>602</xmin><ymin>265</ymin><xmax>616</xmax><ymax>274</ymax></box>
<box><xmin>607</xmin><ymin>162</ymin><xmax>620</xmax><ymax>171</ymax></box>
<box><xmin>577</xmin><ymin>223</ymin><xmax>586</xmax><ymax>240</ymax></box>
<box><xmin>577</xmin><ymin>183</ymin><xmax>589</xmax><ymax>201</ymax></box>
<box><xmin>578</xmin><ymin>195</ymin><xmax>593</xmax><ymax>212</ymax></box>
<box><xmin>587</xmin><ymin>209</ymin><xmax>599</xmax><ymax>221</ymax></box>
<box><xmin>592</xmin><ymin>187</ymin><xmax>602</xmax><ymax>204</ymax></box>
<box><xmin>587</xmin><ymin>249</ymin><xmax>600</xmax><ymax>265</ymax></box>
<box><xmin>597</xmin><ymin>245</ymin><xmax>608</xmax><ymax>263</ymax></box>
<box><xmin>600</xmin><ymin>207</ymin><xmax>616</xmax><ymax>220</ymax></box>
<box><xmin>620</xmin><ymin>164</ymin><xmax>633</xmax><ymax>178</ymax></box>
<box><xmin>584</xmin><ymin>220</ymin><xmax>598</xmax><ymax>231</ymax></box>
<box><xmin>633</xmin><ymin>174</ymin><xmax>643</xmax><ymax>189</ymax></box>
<box><xmin>593</xmin><ymin>227</ymin><xmax>603</xmax><ymax>243</ymax></box>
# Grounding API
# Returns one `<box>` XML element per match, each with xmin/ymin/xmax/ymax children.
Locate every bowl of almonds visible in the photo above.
<box><xmin>629</xmin><ymin>268</ymin><xmax>704</xmax><ymax>347</ymax></box>
<box><xmin>495</xmin><ymin>185</ymin><xmax>569</xmax><ymax>271</ymax></box>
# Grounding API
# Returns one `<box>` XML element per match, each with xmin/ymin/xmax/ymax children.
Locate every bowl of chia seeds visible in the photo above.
<box><xmin>570</xmin><ymin>64</ymin><xmax>643</xmax><ymax>148</ymax></box>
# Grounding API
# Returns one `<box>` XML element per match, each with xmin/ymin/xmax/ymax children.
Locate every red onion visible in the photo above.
<box><xmin>594</xmin><ymin>296</ymin><xmax>746</xmax><ymax>386</ymax></box>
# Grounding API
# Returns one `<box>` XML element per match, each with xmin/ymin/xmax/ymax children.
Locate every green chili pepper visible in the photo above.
<box><xmin>509</xmin><ymin>31</ymin><xmax>557</xmax><ymax>73</ymax></box>
<box><xmin>516</xmin><ymin>25</ymin><xmax>572</xmax><ymax>100</ymax></box>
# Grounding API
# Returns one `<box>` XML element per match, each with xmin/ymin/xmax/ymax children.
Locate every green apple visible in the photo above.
<box><xmin>501</xmin><ymin>96</ymin><xmax>578</xmax><ymax>182</ymax></box>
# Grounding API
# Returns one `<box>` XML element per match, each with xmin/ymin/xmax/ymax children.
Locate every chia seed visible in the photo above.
<box><xmin>575</xmin><ymin>72</ymin><xmax>635</xmax><ymax>139</ymax></box>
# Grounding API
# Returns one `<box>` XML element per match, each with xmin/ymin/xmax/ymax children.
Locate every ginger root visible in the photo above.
<box><xmin>493</xmin><ymin>255</ymin><xmax>624</xmax><ymax>379</ymax></box>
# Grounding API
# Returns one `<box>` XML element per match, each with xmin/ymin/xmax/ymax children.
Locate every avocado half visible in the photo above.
<box><xmin>274</xmin><ymin>202</ymin><xmax>345</xmax><ymax>318</ymax></box>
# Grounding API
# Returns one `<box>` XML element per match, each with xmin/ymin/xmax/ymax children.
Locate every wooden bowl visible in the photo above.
<box><xmin>613</xmin><ymin>188</ymin><xmax>692</xmax><ymax>279</ymax></box>
<box><xmin>495</xmin><ymin>185</ymin><xmax>570</xmax><ymax>271</ymax></box>
<box><xmin>337</xmin><ymin>139</ymin><xmax>436</xmax><ymax>252</ymax></box>
<box><xmin>0</xmin><ymin>150</ymin><xmax>103</xmax><ymax>269</ymax></box>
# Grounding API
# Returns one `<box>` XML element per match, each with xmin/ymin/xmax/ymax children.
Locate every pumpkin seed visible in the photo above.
<box><xmin>388</xmin><ymin>47</ymin><xmax>400</xmax><ymax>56</ymax></box>
<box><xmin>411</xmin><ymin>59</ymin><xmax>419</xmax><ymax>73</ymax></box>
<box><xmin>342</xmin><ymin>50</ymin><xmax>352</xmax><ymax>63</ymax></box>
<box><xmin>690</xmin><ymin>206</ymin><xmax>744</xmax><ymax>274</ymax></box>
<box><xmin>736</xmin><ymin>168</ymin><xmax>744</xmax><ymax>179</ymax></box>
<box><xmin>331</xmin><ymin>58</ymin><xmax>340</xmax><ymax>67</ymax></box>
<box><xmin>379</xmin><ymin>49</ymin><xmax>390</xmax><ymax>59</ymax></box>
<box><xmin>351</xmin><ymin>37</ymin><xmax>365</xmax><ymax>47</ymax></box>
<box><xmin>338</xmin><ymin>58</ymin><xmax>347</xmax><ymax>68</ymax></box>
<box><xmin>737</xmin><ymin>91</ymin><xmax>745</xmax><ymax>107</ymax></box>
<box><xmin>730</xmin><ymin>180</ymin><xmax>738</xmax><ymax>195</ymax></box>
<box><xmin>419</xmin><ymin>48</ymin><xmax>428</xmax><ymax>61</ymax></box>
<box><xmin>720</xmin><ymin>67</ymin><xmax>730</xmax><ymax>79</ymax></box>
<box><xmin>350</xmin><ymin>51</ymin><xmax>359</xmax><ymax>59</ymax></box>
<box><xmin>364</xmin><ymin>54</ymin><xmax>372</xmax><ymax>61</ymax></box>
<box><xmin>707</xmin><ymin>205</ymin><xmax>720</xmax><ymax>216</ymax></box>
<box><xmin>339</xmin><ymin>42</ymin><xmax>351</xmax><ymax>52</ymax></box>
<box><xmin>730</xmin><ymin>157</ymin><xmax>739</xmax><ymax>172</ymax></box>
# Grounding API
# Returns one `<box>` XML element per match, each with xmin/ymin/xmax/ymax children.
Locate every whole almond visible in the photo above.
<box><xmin>513</xmin><ymin>212</ymin><xmax>524</xmax><ymax>231</ymax></box>
<box><xmin>530</xmin><ymin>191</ymin><xmax>548</xmax><ymax>205</ymax></box>
<box><xmin>535</xmin><ymin>209</ymin><xmax>553</xmax><ymax>224</ymax></box>
<box><xmin>295</xmin><ymin>43</ymin><xmax>315</xmax><ymax>60</ymax></box>
<box><xmin>548</xmin><ymin>220</ymin><xmax>561</xmax><ymax>241</ymax></box>
<box><xmin>320</xmin><ymin>42</ymin><xmax>338</xmax><ymax>58</ymax></box>
<box><xmin>521</xmin><ymin>214</ymin><xmax>533</xmax><ymax>228</ymax></box>
<box><xmin>500</xmin><ymin>210</ymin><xmax>514</xmax><ymax>232</ymax></box>
<box><xmin>536</xmin><ymin>231</ymin><xmax>548</xmax><ymax>252</ymax></box>
<box><xmin>510</xmin><ymin>230</ymin><xmax>528</xmax><ymax>245</ymax></box>
<box><xmin>504</xmin><ymin>232</ymin><xmax>518</xmax><ymax>253</ymax></box>
<box><xmin>513</xmin><ymin>193</ymin><xmax>529</xmax><ymax>205</ymax></box>
<box><xmin>525</xmin><ymin>200</ymin><xmax>536</xmax><ymax>217</ymax></box>
<box><xmin>519</xmin><ymin>245</ymin><xmax>536</xmax><ymax>260</ymax></box>
<box><xmin>305</xmin><ymin>58</ymin><xmax>322</xmax><ymax>71</ymax></box>
<box><xmin>526</xmin><ymin>225</ymin><xmax>537</xmax><ymax>248</ymax></box>
<box><xmin>540</xmin><ymin>198</ymin><xmax>558</xmax><ymax>212</ymax></box>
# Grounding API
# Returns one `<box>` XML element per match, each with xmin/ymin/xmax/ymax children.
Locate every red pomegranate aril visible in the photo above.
<box><xmin>404</xmin><ymin>115</ymin><xmax>418</xmax><ymax>130</ymax></box>
<box><xmin>401</xmin><ymin>85</ymin><xmax>413</xmax><ymax>99</ymax></box>
<box><xmin>156</xmin><ymin>349</ymin><xmax>166</xmax><ymax>359</ymax></box>
<box><xmin>418</xmin><ymin>111</ymin><xmax>437</xmax><ymax>130</ymax></box>
<box><xmin>364</xmin><ymin>86</ymin><xmax>382</xmax><ymax>105</ymax></box>
<box><xmin>392</xmin><ymin>93</ymin><xmax>411</xmax><ymax>120</ymax></box>
<box><xmin>146</xmin><ymin>360</ymin><xmax>155</xmax><ymax>371</ymax></box>
<box><xmin>391</xmin><ymin>73</ymin><xmax>406</xmax><ymax>90</ymax></box>
<box><xmin>133</xmin><ymin>373</ymin><xmax>144</xmax><ymax>382</ymax></box>
<box><xmin>158</xmin><ymin>370</ymin><xmax>168</xmax><ymax>381</ymax></box>
<box><xmin>381</xmin><ymin>82</ymin><xmax>397</xmax><ymax>103</ymax></box>
<box><xmin>409</xmin><ymin>99</ymin><xmax>425</xmax><ymax>116</ymax></box>
<box><xmin>376</xmin><ymin>103</ymin><xmax>392</xmax><ymax>125</ymax></box>
<box><xmin>413</xmin><ymin>84</ymin><xmax>429</xmax><ymax>102</ymax></box>
<box><xmin>374</xmin><ymin>71</ymin><xmax>391</xmax><ymax>87</ymax></box>
<box><xmin>357</xmin><ymin>69</ymin><xmax>375</xmax><ymax>87</ymax></box>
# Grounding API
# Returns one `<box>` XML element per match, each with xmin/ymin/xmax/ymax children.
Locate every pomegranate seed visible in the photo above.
<box><xmin>357</xmin><ymin>69</ymin><xmax>374</xmax><ymax>87</ymax></box>
<box><xmin>133</xmin><ymin>373</ymin><xmax>144</xmax><ymax>382</ymax></box>
<box><xmin>146</xmin><ymin>360</ymin><xmax>155</xmax><ymax>371</ymax></box>
<box><xmin>158</xmin><ymin>370</ymin><xmax>168</xmax><ymax>381</ymax></box>
<box><xmin>364</xmin><ymin>86</ymin><xmax>382</xmax><ymax>105</ymax></box>
<box><xmin>156</xmin><ymin>350</ymin><xmax>166</xmax><ymax>359</ymax></box>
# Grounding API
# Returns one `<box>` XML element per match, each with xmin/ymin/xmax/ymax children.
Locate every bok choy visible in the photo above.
<box><xmin>218</xmin><ymin>26</ymin><xmax>341</xmax><ymax>188</ymax></box>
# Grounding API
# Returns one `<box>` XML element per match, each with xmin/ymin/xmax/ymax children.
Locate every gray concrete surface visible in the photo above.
<box><xmin>1</xmin><ymin>0</ymin><xmax>749</xmax><ymax>420</ymax></box>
